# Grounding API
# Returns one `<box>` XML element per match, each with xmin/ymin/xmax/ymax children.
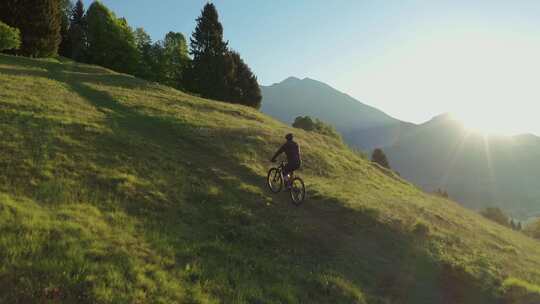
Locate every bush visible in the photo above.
<box><xmin>0</xmin><ymin>21</ymin><xmax>21</xmax><ymax>51</ymax></box>
<box><xmin>371</xmin><ymin>148</ymin><xmax>391</xmax><ymax>169</ymax></box>
<box><xmin>292</xmin><ymin>116</ymin><xmax>341</xmax><ymax>139</ymax></box>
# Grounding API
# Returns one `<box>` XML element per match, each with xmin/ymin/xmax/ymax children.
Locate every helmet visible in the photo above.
<box><xmin>285</xmin><ymin>133</ymin><xmax>293</xmax><ymax>141</ymax></box>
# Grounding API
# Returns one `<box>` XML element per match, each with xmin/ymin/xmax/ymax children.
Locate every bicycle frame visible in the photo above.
<box><xmin>275</xmin><ymin>162</ymin><xmax>293</xmax><ymax>189</ymax></box>
<box><xmin>277</xmin><ymin>161</ymin><xmax>293</xmax><ymax>180</ymax></box>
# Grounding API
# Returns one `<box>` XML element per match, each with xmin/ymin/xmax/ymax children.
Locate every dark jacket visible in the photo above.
<box><xmin>272</xmin><ymin>140</ymin><xmax>301</xmax><ymax>165</ymax></box>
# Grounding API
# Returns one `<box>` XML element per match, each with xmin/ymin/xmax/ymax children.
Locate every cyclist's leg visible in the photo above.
<box><xmin>283</xmin><ymin>165</ymin><xmax>293</xmax><ymax>187</ymax></box>
<box><xmin>283</xmin><ymin>163</ymin><xmax>300</xmax><ymax>187</ymax></box>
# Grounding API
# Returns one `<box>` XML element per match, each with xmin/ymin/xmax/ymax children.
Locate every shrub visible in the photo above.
<box><xmin>371</xmin><ymin>148</ymin><xmax>390</xmax><ymax>169</ymax></box>
<box><xmin>292</xmin><ymin>116</ymin><xmax>341</xmax><ymax>139</ymax></box>
<box><xmin>0</xmin><ymin>21</ymin><xmax>21</xmax><ymax>51</ymax></box>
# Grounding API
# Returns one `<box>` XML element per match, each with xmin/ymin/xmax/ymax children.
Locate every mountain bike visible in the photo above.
<box><xmin>267</xmin><ymin>161</ymin><xmax>306</xmax><ymax>205</ymax></box>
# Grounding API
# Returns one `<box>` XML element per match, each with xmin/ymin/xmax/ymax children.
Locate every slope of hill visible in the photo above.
<box><xmin>261</xmin><ymin>77</ymin><xmax>404</xmax><ymax>149</ymax></box>
<box><xmin>384</xmin><ymin>114</ymin><xmax>540</xmax><ymax>219</ymax></box>
<box><xmin>1</xmin><ymin>54</ymin><xmax>540</xmax><ymax>303</ymax></box>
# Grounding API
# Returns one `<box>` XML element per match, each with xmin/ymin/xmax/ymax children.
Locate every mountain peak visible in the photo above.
<box><xmin>271</xmin><ymin>76</ymin><xmax>335</xmax><ymax>91</ymax></box>
<box><xmin>280</xmin><ymin>76</ymin><xmax>301</xmax><ymax>84</ymax></box>
<box><xmin>431</xmin><ymin>112</ymin><xmax>453</xmax><ymax>122</ymax></box>
<box><xmin>421</xmin><ymin>113</ymin><xmax>463</xmax><ymax>126</ymax></box>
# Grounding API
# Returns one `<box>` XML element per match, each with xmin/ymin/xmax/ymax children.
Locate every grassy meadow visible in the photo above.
<box><xmin>1</xmin><ymin>54</ymin><xmax>540</xmax><ymax>303</ymax></box>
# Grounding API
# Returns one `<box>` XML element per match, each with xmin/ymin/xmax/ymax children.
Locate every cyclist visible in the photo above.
<box><xmin>271</xmin><ymin>133</ymin><xmax>301</xmax><ymax>187</ymax></box>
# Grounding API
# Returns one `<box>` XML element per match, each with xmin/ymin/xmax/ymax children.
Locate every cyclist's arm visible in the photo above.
<box><xmin>271</xmin><ymin>145</ymin><xmax>285</xmax><ymax>162</ymax></box>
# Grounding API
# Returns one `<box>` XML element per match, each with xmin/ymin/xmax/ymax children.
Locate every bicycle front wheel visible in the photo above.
<box><xmin>290</xmin><ymin>177</ymin><xmax>306</xmax><ymax>205</ymax></box>
<box><xmin>267</xmin><ymin>168</ymin><xmax>283</xmax><ymax>193</ymax></box>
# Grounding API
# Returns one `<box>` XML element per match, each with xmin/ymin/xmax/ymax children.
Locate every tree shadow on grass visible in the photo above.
<box><xmin>0</xmin><ymin>55</ymin><xmax>153</xmax><ymax>91</ymax></box>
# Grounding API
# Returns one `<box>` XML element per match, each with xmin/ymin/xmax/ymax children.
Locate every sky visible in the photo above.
<box><xmin>82</xmin><ymin>0</ymin><xmax>540</xmax><ymax>135</ymax></box>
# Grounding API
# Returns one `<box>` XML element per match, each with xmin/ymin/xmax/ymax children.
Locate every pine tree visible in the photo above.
<box><xmin>58</xmin><ymin>0</ymin><xmax>73</xmax><ymax>57</ymax></box>
<box><xmin>225</xmin><ymin>51</ymin><xmax>262</xmax><ymax>109</ymax></box>
<box><xmin>190</xmin><ymin>3</ymin><xmax>228</xmax><ymax>58</ymax></box>
<box><xmin>0</xmin><ymin>0</ymin><xmax>62</xmax><ymax>57</ymax></box>
<box><xmin>188</xmin><ymin>3</ymin><xmax>229</xmax><ymax>100</ymax></box>
<box><xmin>67</xmin><ymin>0</ymin><xmax>86</xmax><ymax>61</ymax></box>
<box><xmin>371</xmin><ymin>148</ymin><xmax>391</xmax><ymax>169</ymax></box>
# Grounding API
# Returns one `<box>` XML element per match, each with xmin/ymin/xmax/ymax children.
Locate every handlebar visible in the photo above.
<box><xmin>271</xmin><ymin>159</ymin><xmax>287</xmax><ymax>168</ymax></box>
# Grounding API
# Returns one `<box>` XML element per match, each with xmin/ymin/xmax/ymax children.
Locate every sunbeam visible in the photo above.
<box><xmin>438</xmin><ymin>129</ymin><xmax>471</xmax><ymax>191</ymax></box>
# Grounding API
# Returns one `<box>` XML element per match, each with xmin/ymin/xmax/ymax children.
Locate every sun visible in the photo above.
<box><xmin>451</xmin><ymin>112</ymin><xmax>514</xmax><ymax>136</ymax></box>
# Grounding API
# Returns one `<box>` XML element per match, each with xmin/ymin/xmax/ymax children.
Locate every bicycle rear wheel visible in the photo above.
<box><xmin>267</xmin><ymin>168</ymin><xmax>283</xmax><ymax>193</ymax></box>
<box><xmin>290</xmin><ymin>177</ymin><xmax>306</xmax><ymax>205</ymax></box>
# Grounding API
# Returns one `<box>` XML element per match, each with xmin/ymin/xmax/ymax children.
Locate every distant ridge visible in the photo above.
<box><xmin>261</xmin><ymin>77</ymin><xmax>401</xmax><ymax>139</ymax></box>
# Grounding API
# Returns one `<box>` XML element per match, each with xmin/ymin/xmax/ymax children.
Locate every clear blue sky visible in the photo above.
<box><xmin>82</xmin><ymin>0</ymin><xmax>540</xmax><ymax>135</ymax></box>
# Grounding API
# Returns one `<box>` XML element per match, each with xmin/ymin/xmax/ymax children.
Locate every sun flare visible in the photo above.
<box><xmin>451</xmin><ymin>112</ymin><xmax>514</xmax><ymax>136</ymax></box>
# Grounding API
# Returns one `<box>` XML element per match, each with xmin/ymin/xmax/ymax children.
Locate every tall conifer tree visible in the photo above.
<box><xmin>188</xmin><ymin>3</ymin><xmax>229</xmax><ymax>100</ymax></box>
<box><xmin>225</xmin><ymin>51</ymin><xmax>262</xmax><ymax>109</ymax></box>
<box><xmin>68</xmin><ymin>0</ymin><xmax>87</xmax><ymax>61</ymax></box>
<box><xmin>58</xmin><ymin>0</ymin><xmax>73</xmax><ymax>57</ymax></box>
<box><xmin>0</xmin><ymin>0</ymin><xmax>62</xmax><ymax>57</ymax></box>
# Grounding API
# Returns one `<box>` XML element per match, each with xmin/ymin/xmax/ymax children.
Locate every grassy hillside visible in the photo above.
<box><xmin>1</xmin><ymin>54</ymin><xmax>540</xmax><ymax>303</ymax></box>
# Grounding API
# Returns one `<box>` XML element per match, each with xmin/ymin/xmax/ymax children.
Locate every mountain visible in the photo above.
<box><xmin>1</xmin><ymin>54</ymin><xmax>540</xmax><ymax>303</ymax></box>
<box><xmin>384</xmin><ymin>114</ymin><xmax>540</xmax><ymax>219</ymax></box>
<box><xmin>261</xmin><ymin>77</ymin><xmax>406</xmax><ymax>148</ymax></box>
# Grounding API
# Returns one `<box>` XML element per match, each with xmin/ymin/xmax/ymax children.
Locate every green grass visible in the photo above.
<box><xmin>1</xmin><ymin>54</ymin><xmax>540</xmax><ymax>303</ymax></box>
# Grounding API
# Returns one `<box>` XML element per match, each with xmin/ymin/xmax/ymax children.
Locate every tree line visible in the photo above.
<box><xmin>292</xmin><ymin>116</ymin><xmax>341</xmax><ymax>139</ymax></box>
<box><xmin>0</xmin><ymin>0</ymin><xmax>261</xmax><ymax>109</ymax></box>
